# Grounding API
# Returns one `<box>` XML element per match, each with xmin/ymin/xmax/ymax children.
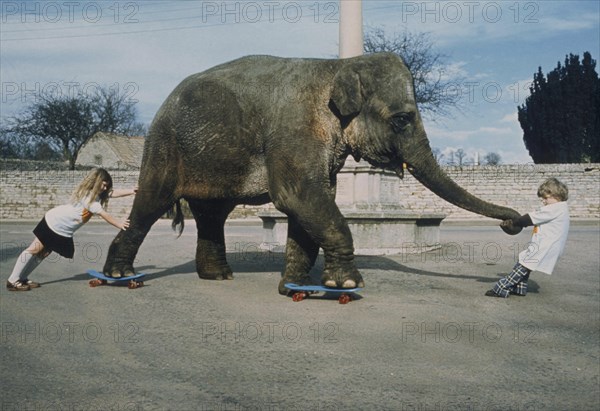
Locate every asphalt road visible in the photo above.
<box><xmin>1</xmin><ymin>219</ymin><xmax>599</xmax><ymax>411</ymax></box>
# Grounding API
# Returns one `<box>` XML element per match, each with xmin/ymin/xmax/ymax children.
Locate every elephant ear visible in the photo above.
<box><xmin>330</xmin><ymin>64</ymin><xmax>363</xmax><ymax>117</ymax></box>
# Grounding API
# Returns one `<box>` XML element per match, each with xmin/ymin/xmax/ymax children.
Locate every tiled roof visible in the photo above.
<box><xmin>88</xmin><ymin>132</ymin><xmax>145</xmax><ymax>168</ymax></box>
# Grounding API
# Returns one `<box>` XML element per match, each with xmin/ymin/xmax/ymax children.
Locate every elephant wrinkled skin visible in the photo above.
<box><xmin>103</xmin><ymin>53</ymin><xmax>520</xmax><ymax>293</ymax></box>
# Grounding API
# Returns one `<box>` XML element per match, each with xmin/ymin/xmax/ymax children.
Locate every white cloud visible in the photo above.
<box><xmin>426</xmin><ymin>125</ymin><xmax>474</xmax><ymax>142</ymax></box>
<box><xmin>541</xmin><ymin>15</ymin><xmax>599</xmax><ymax>32</ymax></box>
<box><xmin>500</xmin><ymin>112</ymin><xmax>518</xmax><ymax>124</ymax></box>
<box><xmin>438</xmin><ymin>61</ymin><xmax>471</xmax><ymax>82</ymax></box>
<box><xmin>427</xmin><ymin>123</ymin><xmax>515</xmax><ymax>143</ymax></box>
<box><xmin>479</xmin><ymin>126</ymin><xmax>513</xmax><ymax>135</ymax></box>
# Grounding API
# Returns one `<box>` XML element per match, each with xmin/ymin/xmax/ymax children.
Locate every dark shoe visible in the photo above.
<box><xmin>6</xmin><ymin>280</ymin><xmax>31</xmax><ymax>291</ymax></box>
<box><xmin>23</xmin><ymin>280</ymin><xmax>41</xmax><ymax>288</ymax></box>
<box><xmin>485</xmin><ymin>289</ymin><xmax>504</xmax><ymax>298</ymax></box>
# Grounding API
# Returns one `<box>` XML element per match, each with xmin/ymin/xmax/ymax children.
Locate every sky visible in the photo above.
<box><xmin>1</xmin><ymin>0</ymin><xmax>599</xmax><ymax>164</ymax></box>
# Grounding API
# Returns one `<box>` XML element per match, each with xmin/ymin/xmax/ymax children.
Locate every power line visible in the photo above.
<box><xmin>1</xmin><ymin>2</ymin><xmax>340</xmax><ymax>42</ymax></box>
<box><xmin>2</xmin><ymin>13</ymin><xmax>203</xmax><ymax>34</ymax></box>
<box><xmin>1</xmin><ymin>4</ymin><xmax>209</xmax><ymax>30</ymax></box>
<box><xmin>0</xmin><ymin>1</ymin><xmax>192</xmax><ymax>24</ymax></box>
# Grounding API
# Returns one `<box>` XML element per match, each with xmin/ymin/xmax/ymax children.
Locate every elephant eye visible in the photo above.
<box><xmin>391</xmin><ymin>112</ymin><xmax>414</xmax><ymax>133</ymax></box>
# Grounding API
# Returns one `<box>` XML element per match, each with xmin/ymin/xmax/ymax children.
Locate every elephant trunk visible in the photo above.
<box><xmin>402</xmin><ymin>132</ymin><xmax>520</xmax><ymax>221</ymax></box>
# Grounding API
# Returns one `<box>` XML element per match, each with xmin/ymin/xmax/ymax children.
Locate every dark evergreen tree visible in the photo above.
<box><xmin>518</xmin><ymin>52</ymin><xmax>599</xmax><ymax>163</ymax></box>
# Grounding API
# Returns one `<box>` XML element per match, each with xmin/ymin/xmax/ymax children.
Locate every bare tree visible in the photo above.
<box><xmin>364</xmin><ymin>27</ymin><xmax>464</xmax><ymax>119</ymax></box>
<box><xmin>446</xmin><ymin>150</ymin><xmax>455</xmax><ymax>166</ymax></box>
<box><xmin>484</xmin><ymin>152</ymin><xmax>502</xmax><ymax>165</ymax></box>
<box><xmin>455</xmin><ymin>148</ymin><xmax>468</xmax><ymax>166</ymax></box>
<box><xmin>2</xmin><ymin>86</ymin><xmax>145</xmax><ymax>169</ymax></box>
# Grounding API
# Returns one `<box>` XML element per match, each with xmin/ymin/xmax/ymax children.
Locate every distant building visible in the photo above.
<box><xmin>77</xmin><ymin>132</ymin><xmax>145</xmax><ymax>170</ymax></box>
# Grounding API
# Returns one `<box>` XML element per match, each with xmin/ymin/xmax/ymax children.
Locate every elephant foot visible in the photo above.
<box><xmin>278</xmin><ymin>273</ymin><xmax>312</xmax><ymax>295</ymax></box>
<box><xmin>105</xmin><ymin>265</ymin><xmax>136</xmax><ymax>279</ymax></box>
<box><xmin>323</xmin><ymin>278</ymin><xmax>361</xmax><ymax>288</ymax></box>
<box><xmin>322</xmin><ymin>267</ymin><xmax>364</xmax><ymax>289</ymax></box>
<box><xmin>197</xmin><ymin>269</ymin><xmax>234</xmax><ymax>281</ymax></box>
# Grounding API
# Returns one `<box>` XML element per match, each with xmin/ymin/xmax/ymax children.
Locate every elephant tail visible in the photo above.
<box><xmin>171</xmin><ymin>200</ymin><xmax>185</xmax><ymax>237</ymax></box>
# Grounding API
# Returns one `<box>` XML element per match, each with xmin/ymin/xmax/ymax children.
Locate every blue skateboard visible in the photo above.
<box><xmin>87</xmin><ymin>270</ymin><xmax>146</xmax><ymax>289</ymax></box>
<box><xmin>284</xmin><ymin>283</ymin><xmax>363</xmax><ymax>304</ymax></box>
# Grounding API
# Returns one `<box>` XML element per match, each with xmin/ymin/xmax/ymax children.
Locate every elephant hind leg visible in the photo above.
<box><xmin>187</xmin><ymin>200</ymin><xmax>236</xmax><ymax>280</ymax></box>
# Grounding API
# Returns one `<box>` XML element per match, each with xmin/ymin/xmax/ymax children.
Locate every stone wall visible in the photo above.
<box><xmin>0</xmin><ymin>166</ymin><xmax>140</xmax><ymax>221</ymax></box>
<box><xmin>397</xmin><ymin>163</ymin><xmax>600</xmax><ymax>221</ymax></box>
<box><xmin>1</xmin><ymin>161</ymin><xmax>598</xmax><ymax>221</ymax></box>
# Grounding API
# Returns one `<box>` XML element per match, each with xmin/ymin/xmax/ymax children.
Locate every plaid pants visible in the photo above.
<box><xmin>493</xmin><ymin>263</ymin><xmax>531</xmax><ymax>298</ymax></box>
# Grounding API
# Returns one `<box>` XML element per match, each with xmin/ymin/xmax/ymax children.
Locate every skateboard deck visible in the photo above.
<box><xmin>87</xmin><ymin>270</ymin><xmax>146</xmax><ymax>289</ymax></box>
<box><xmin>284</xmin><ymin>283</ymin><xmax>362</xmax><ymax>304</ymax></box>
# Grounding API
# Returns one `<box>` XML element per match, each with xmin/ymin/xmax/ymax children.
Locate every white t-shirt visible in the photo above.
<box><xmin>518</xmin><ymin>201</ymin><xmax>570</xmax><ymax>274</ymax></box>
<box><xmin>45</xmin><ymin>196</ymin><xmax>104</xmax><ymax>238</ymax></box>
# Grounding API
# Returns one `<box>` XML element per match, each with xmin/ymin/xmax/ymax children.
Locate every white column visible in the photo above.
<box><xmin>339</xmin><ymin>0</ymin><xmax>363</xmax><ymax>58</ymax></box>
<box><xmin>337</xmin><ymin>0</ymin><xmax>367</xmax><ymax>198</ymax></box>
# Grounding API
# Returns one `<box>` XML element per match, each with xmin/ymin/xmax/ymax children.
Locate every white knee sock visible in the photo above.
<box><xmin>8</xmin><ymin>251</ymin><xmax>42</xmax><ymax>283</ymax></box>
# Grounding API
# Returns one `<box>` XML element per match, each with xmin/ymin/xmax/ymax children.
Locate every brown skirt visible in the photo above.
<box><xmin>33</xmin><ymin>217</ymin><xmax>75</xmax><ymax>259</ymax></box>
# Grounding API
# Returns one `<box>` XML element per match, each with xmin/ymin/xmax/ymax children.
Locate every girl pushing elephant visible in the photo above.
<box><xmin>7</xmin><ymin>168</ymin><xmax>136</xmax><ymax>291</ymax></box>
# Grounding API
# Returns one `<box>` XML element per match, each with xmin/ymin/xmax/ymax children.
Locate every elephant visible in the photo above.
<box><xmin>103</xmin><ymin>53</ymin><xmax>521</xmax><ymax>294</ymax></box>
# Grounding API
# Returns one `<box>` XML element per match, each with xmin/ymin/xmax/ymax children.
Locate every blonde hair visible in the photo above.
<box><xmin>71</xmin><ymin>168</ymin><xmax>113</xmax><ymax>208</ymax></box>
<box><xmin>538</xmin><ymin>178</ymin><xmax>568</xmax><ymax>201</ymax></box>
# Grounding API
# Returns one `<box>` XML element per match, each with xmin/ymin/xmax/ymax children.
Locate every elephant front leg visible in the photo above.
<box><xmin>319</xmin><ymin>219</ymin><xmax>363</xmax><ymax>289</ymax></box>
<box><xmin>189</xmin><ymin>201</ymin><xmax>234</xmax><ymax>280</ymax></box>
<box><xmin>278</xmin><ymin>217</ymin><xmax>320</xmax><ymax>295</ymax></box>
<box><xmin>273</xmin><ymin>195</ymin><xmax>363</xmax><ymax>290</ymax></box>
